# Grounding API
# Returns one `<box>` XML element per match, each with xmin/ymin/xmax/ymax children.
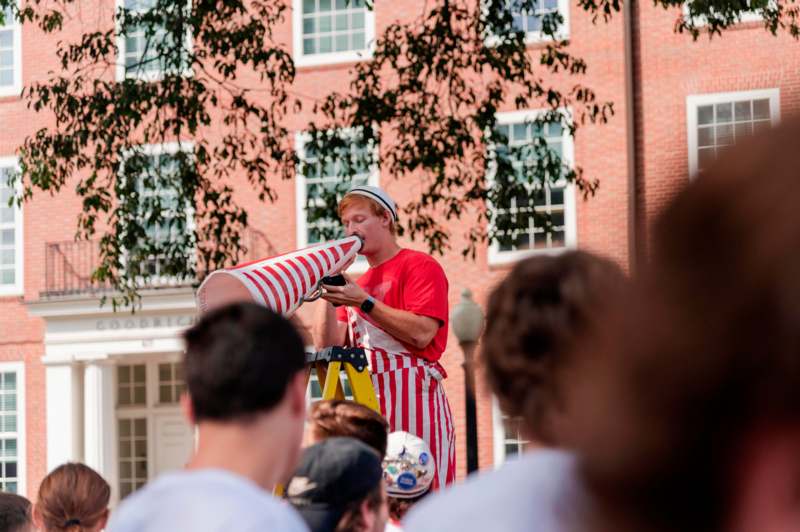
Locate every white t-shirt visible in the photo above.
<box><xmin>403</xmin><ymin>449</ymin><xmax>586</xmax><ymax>532</ymax></box>
<box><xmin>107</xmin><ymin>469</ymin><xmax>309</xmax><ymax>532</ymax></box>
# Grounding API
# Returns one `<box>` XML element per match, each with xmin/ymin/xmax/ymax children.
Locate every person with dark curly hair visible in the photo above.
<box><xmin>568</xmin><ymin>117</ymin><xmax>800</xmax><ymax>532</ymax></box>
<box><xmin>405</xmin><ymin>251</ymin><xmax>627</xmax><ymax>532</ymax></box>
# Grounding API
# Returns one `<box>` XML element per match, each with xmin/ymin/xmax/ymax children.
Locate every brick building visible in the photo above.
<box><xmin>0</xmin><ymin>0</ymin><xmax>796</xmax><ymax>502</ymax></box>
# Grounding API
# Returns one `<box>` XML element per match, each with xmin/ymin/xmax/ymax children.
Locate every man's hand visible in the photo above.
<box><xmin>320</xmin><ymin>273</ymin><xmax>369</xmax><ymax>308</ymax></box>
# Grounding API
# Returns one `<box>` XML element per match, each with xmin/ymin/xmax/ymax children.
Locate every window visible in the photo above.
<box><xmin>293</xmin><ymin>0</ymin><xmax>375</xmax><ymax>67</ymax></box>
<box><xmin>116</xmin><ymin>359</ymin><xmax>188</xmax><ymax>499</ymax></box>
<box><xmin>509</xmin><ymin>0</ymin><xmax>568</xmax><ymax>38</ymax></box>
<box><xmin>488</xmin><ymin>0</ymin><xmax>570</xmax><ymax>43</ymax></box>
<box><xmin>687</xmin><ymin>89</ymin><xmax>779</xmax><ymax>176</ymax></box>
<box><xmin>0</xmin><ymin>364</ymin><xmax>24</xmax><ymax>494</ymax></box>
<box><xmin>118</xmin><ymin>364</ymin><xmax>147</xmax><ymax>406</ymax></box>
<box><xmin>295</xmin><ymin>132</ymin><xmax>378</xmax><ymax>270</ymax></box>
<box><xmin>492</xmin><ymin>401</ymin><xmax>530</xmax><ymax>466</ymax></box>
<box><xmin>157</xmin><ymin>362</ymin><xmax>184</xmax><ymax>404</ymax></box>
<box><xmin>118</xmin><ymin>418</ymin><xmax>147</xmax><ymax>499</ymax></box>
<box><xmin>488</xmin><ymin>110</ymin><xmax>576</xmax><ymax>265</ymax></box>
<box><xmin>0</xmin><ymin>159</ymin><xmax>22</xmax><ymax>295</ymax></box>
<box><xmin>120</xmin><ymin>144</ymin><xmax>195</xmax><ymax>283</ymax></box>
<box><xmin>117</xmin><ymin>0</ymin><xmax>191</xmax><ymax>81</ymax></box>
<box><xmin>683</xmin><ymin>0</ymin><xmax>770</xmax><ymax>28</ymax></box>
<box><xmin>0</xmin><ymin>5</ymin><xmax>21</xmax><ymax>97</ymax></box>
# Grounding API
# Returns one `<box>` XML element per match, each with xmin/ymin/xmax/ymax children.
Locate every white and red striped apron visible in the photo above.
<box><xmin>345</xmin><ymin>307</ymin><xmax>456</xmax><ymax>489</ymax></box>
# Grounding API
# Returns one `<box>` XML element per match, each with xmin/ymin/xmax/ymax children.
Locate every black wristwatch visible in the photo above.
<box><xmin>360</xmin><ymin>296</ymin><xmax>376</xmax><ymax>314</ymax></box>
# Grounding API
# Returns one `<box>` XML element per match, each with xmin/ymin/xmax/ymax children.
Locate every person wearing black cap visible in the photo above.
<box><xmin>286</xmin><ymin>437</ymin><xmax>388</xmax><ymax>532</ymax></box>
<box><xmin>313</xmin><ymin>185</ymin><xmax>455</xmax><ymax>489</ymax></box>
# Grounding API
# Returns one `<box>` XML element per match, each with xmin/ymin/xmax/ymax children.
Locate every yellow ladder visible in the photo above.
<box><xmin>305</xmin><ymin>346</ymin><xmax>380</xmax><ymax>412</ymax></box>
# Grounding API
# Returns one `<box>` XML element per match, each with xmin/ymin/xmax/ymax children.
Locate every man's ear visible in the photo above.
<box><xmin>359</xmin><ymin>497</ymin><xmax>377</xmax><ymax>532</ymax></box>
<box><xmin>180</xmin><ymin>392</ymin><xmax>196</xmax><ymax>426</ymax></box>
<box><xmin>732</xmin><ymin>427</ymin><xmax>800</xmax><ymax>532</ymax></box>
<box><xmin>31</xmin><ymin>503</ymin><xmax>43</xmax><ymax>529</ymax></box>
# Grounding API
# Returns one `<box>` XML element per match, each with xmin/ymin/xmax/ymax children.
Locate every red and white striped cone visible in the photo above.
<box><xmin>197</xmin><ymin>236</ymin><xmax>362</xmax><ymax>316</ymax></box>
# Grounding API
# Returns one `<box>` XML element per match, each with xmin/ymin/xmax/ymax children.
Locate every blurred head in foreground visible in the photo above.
<box><xmin>570</xmin><ymin>117</ymin><xmax>800</xmax><ymax>532</ymax></box>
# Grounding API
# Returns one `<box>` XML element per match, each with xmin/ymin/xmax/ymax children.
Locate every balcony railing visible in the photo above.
<box><xmin>41</xmin><ymin>228</ymin><xmax>278</xmax><ymax>298</ymax></box>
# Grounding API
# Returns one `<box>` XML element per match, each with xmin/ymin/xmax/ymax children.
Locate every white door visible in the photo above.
<box><xmin>153</xmin><ymin>412</ymin><xmax>194</xmax><ymax>476</ymax></box>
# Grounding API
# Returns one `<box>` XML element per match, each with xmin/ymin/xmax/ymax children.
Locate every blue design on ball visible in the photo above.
<box><xmin>418</xmin><ymin>452</ymin><xmax>429</xmax><ymax>466</ymax></box>
<box><xmin>397</xmin><ymin>472</ymin><xmax>417</xmax><ymax>490</ymax></box>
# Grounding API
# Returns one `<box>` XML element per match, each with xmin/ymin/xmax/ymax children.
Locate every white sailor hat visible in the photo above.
<box><xmin>343</xmin><ymin>185</ymin><xmax>398</xmax><ymax>222</ymax></box>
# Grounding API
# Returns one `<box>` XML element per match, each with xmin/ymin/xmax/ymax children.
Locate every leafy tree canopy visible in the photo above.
<box><xmin>2</xmin><ymin>0</ymin><xmax>798</xmax><ymax>306</ymax></box>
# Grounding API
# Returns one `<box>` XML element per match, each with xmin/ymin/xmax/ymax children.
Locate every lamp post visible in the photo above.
<box><xmin>451</xmin><ymin>288</ymin><xmax>484</xmax><ymax>474</ymax></box>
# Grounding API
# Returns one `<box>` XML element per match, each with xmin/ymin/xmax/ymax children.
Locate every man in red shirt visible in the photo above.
<box><xmin>313</xmin><ymin>185</ymin><xmax>455</xmax><ymax>488</ymax></box>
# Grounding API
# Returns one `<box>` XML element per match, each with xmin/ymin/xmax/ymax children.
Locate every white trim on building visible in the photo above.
<box><xmin>291</xmin><ymin>0</ymin><xmax>375</xmax><ymax>68</ymax></box>
<box><xmin>491</xmin><ymin>397</ymin><xmax>530</xmax><ymax>468</ymax></box>
<box><xmin>0</xmin><ymin>3</ymin><xmax>22</xmax><ymax>98</ymax></box>
<box><xmin>686</xmin><ymin>88</ymin><xmax>780</xmax><ymax>177</ymax></box>
<box><xmin>115</xmin><ymin>0</ymin><xmax>193</xmax><ymax>82</ymax></box>
<box><xmin>488</xmin><ymin>109</ymin><xmax>577</xmax><ymax>266</ymax></box>
<box><xmin>0</xmin><ymin>156</ymin><xmax>23</xmax><ymax>296</ymax></box>
<box><xmin>0</xmin><ymin>361</ymin><xmax>25</xmax><ymax>496</ymax></box>
<box><xmin>30</xmin><ymin>288</ymin><xmax>197</xmax><ymax>505</ymax></box>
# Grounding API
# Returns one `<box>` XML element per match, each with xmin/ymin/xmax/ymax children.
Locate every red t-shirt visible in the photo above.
<box><xmin>336</xmin><ymin>249</ymin><xmax>449</xmax><ymax>362</ymax></box>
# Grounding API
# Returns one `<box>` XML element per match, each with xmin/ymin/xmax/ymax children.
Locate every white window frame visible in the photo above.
<box><xmin>488</xmin><ymin>109</ymin><xmax>577</xmax><ymax>267</ymax></box>
<box><xmin>0</xmin><ymin>3</ymin><xmax>22</xmax><ymax>98</ymax></box>
<box><xmin>295</xmin><ymin>130</ymin><xmax>379</xmax><ymax>274</ymax></box>
<box><xmin>491</xmin><ymin>398</ymin><xmax>530</xmax><ymax>468</ymax></box>
<box><xmin>686</xmin><ymin>88</ymin><xmax>780</xmax><ymax>178</ymax></box>
<box><xmin>483</xmin><ymin>0</ymin><xmax>570</xmax><ymax>46</ymax></box>
<box><xmin>114</xmin><ymin>356</ymin><xmax>184</xmax><ymax>500</ymax></box>
<box><xmin>292</xmin><ymin>0</ymin><xmax>375</xmax><ymax>68</ymax></box>
<box><xmin>682</xmin><ymin>1</ymin><xmax>772</xmax><ymax>28</ymax></box>
<box><xmin>0</xmin><ymin>156</ymin><xmax>23</xmax><ymax>296</ymax></box>
<box><xmin>115</xmin><ymin>0</ymin><xmax>193</xmax><ymax>82</ymax></box>
<box><xmin>0</xmin><ymin>362</ymin><xmax>26</xmax><ymax>496</ymax></box>
<box><xmin>120</xmin><ymin>142</ymin><xmax>196</xmax><ymax>285</ymax></box>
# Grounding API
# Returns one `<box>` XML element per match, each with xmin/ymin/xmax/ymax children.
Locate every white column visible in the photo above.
<box><xmin>45</xmin><ymin>363</ymin><xmax>84</xmax><ymax>470</ymax></box>
<box><xmin>84</xmin><ymin>362</ymin><xmax>116</xmax><ymax>481</ymax></box>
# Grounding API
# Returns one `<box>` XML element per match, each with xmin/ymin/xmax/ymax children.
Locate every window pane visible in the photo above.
<box><xmin>133</xmin><ymin>365</ymin><xmax>146</xmax><ymax>383</ymax></box>
<box><xmin>303</xmin><ymin>17</ymin><xmax>315</xmax><ymax>35</ymax></box>
<box><xmin>697</xmin><ymin>126</ymin><xmax>714</xmax><ymax>147</ymax></box>
<box><xmin>133</xmin><ymin>386</ymin><xmax>146</xmax><ymax>405</ymax></box>
<box><xmin>319</xmin><ymin>0</ymin><xmax>331</xmax><ymax>11</ymax></box>
<box><xmin>303</xmin><ymin>38</ymin><xmax>316</xmax><ymax>55</ymax></box>
<box><xmin>753</xmin><ymin>99</ymin><xmax>770</xmax><ymax>120</ymax></box>
<box><xmin>335</xmin><ymin>13</ymin><xmax>348</xmax><ymax>31</ymax></box>
<box><xmin>1</xmin><ymin>229</ymin><xmax>13</xmax><ymax>245</ymax></box>
<box><xmin>158</xmin><ymin>364</ymin><xmax>171</xmax><ymax>382</ymax></box>
<box><xmin>701</xmin><ymin>102</ymin><xmax>719</xmax><ymax>125</ymax></box>
<box><xmin>318</xmin><ymin>35</ymin><xmax>332</xmax><ymax>53</ymax></box>
<box><xmin>134</xmin><ymin>418</ymin><xmax>146</xmax><ymax>435</ymax></box>
<box><xmin>335</xmin><ymin>34</ymin><xmax>349</xmax><ymax>51</ymax></box>
<box><xmin>159</xmin><ymin>385</ymin><xmax>171</xmax><ymax>404</ymax></box>
<box><xmin>715</xmin><ymin>102</ymin><xmax>732</xmax><ymax>123</ymax></box>
<box><xmin>351</xmin><ymin>32</ymin><xmax>365</xmax><ymax>50</ymax></box>
<box><xmin>318</xmin><ymin>15</ymin><xmax>332</xmax><ymax>32</ymax></box>
<box><xmin>303</xmin><ymin>0</ymin><xmax>315</xmax><ymax>14</ymax></box>
<box><xmin>351</xmin><ymin>11</ymin><xmax>365</xmax><ymax>29</ymax></box>
<box><xmin>734</xmin><ymin>100</ymin><xmax>752</xmax><ymax>121</ymax></box>
<box><xmin>0</xmin><ymin>31</ymin><xmax>11</xmax><ymax>49</ymax></box>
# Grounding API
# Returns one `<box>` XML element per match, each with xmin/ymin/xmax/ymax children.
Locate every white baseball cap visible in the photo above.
<box><xmin>343</xmin><ymin>185</ymin><xmax>398</xmax><ymax>222</ymax></box>
<box><xmin>382</xmin><ymin>431</ymin><xmax>435</xmax><ymax>499</ymax></box>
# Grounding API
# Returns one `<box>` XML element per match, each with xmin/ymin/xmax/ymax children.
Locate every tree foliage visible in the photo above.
<box><xmin>3</xmin><ymin>0</ymin><xmax>798</xmax><ymax>306</ymax></box>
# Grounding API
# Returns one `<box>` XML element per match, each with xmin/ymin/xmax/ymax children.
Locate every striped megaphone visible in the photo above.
<box><xmin>197</xmin><ymin>235</ymin><xmax>362</xmax><ymax>316</ymax></box>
